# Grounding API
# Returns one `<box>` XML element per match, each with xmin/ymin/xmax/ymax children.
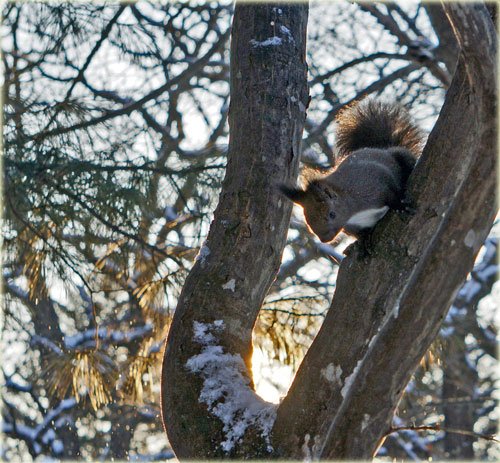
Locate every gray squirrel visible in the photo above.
<box><xmin>280</xmin><ymin>99</ymin><xmax>423</xmax><ymax>243</ymax></box>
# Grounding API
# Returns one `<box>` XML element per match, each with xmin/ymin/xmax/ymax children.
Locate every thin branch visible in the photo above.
<box><xmin>307</xmin><ymin>63</ymin><xmax>418</xmax><ymax>140</ymax></box>
<box><xmin>30</xmin><ymin>28</ymin><xmax>231</xmax><ymax>141</ymax></box>
<box><xmin>37</xmin><ymin>175</ymin><xmax>185</xmax><ymax>267</ymax></box>
<box><xmin>387</xmin><ymin>424</ymin><xmax>500</xmax><ymax>444</ymax></box>
<box><xmin>5</xmin><ymin>193</ymin><xmax>96</xmax><ymax>300</ymax></box>
<box><xmin>358</xmin><ymin>3</ymin><xmax>451</xmax><ymax>86</ymax></box>
<box><xmin>7</xmin><ymin>158</ymin><xmax>226</xmax><ymax>177</ymax></box>
<box><xmin>261</xmin><ymin>307</ymin><xmax>327</xmax><ymax>318</ymax></box>
<box><xmin>42</xmin><ymin>5</ymin><xmax>127</xmax><ymax>133</ymax></box>
<box><xmin>310</xmin><ymin>52</ymin><xmax>409</xmax><ymax>86</ymax></box>
<box><xmin>359</xmin><ymin>3</ymin><xmax>412</xmax><ymax>46</ymax></box>
<box><xmin>386</xmin><ymin>3</ymin><xmax>424</xmax><ymax>38</ymax></box>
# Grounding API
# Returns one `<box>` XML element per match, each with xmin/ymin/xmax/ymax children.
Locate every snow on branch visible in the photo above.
<box><xmin>64</xmin><ymin>324</ymin><xmax>153</xmax><ymax>348</ymax></box>
<box><xmin>440</xmin><ymin>237</ymin><xmax>498</xmax><ymax>338</ymax></box>
<box><xmin>186</xmin><ymin>320</ymin><xmax>277</xmax><ymax>453</ymax></box>
<box><xmin>250</xmin><ymin>37</ymin><xmax>283</xmax><ymax>48</ymax></box>
<box><xmin>31</xmin><ymin>335</ymin><xmax>64</xmax><ymax>356</ymax></box>
<box><xmin>2</xmin><ymin>397</ymin><xmax>76</xmax><ymax>456</ymax></box>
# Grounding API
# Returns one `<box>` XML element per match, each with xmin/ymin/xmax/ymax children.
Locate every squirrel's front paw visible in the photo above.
<box><xmin>348</xmin><ymin>230</ymin><xmax>373</xmax><ymax>259</ymax></box>
<box><xmin>395</xmin><ymin>196</ymin><xmax>417</xmax><ymax>215</ymax></box>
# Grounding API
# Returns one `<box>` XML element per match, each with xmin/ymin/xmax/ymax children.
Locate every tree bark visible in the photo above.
<box><xmin>424</xmin><ymin>4</ymin><xmax>459</xmax><ymax>75</ymax></box>
<box><xmin>160</xmin><ymin>2</ymin><xmax>309</xmax><ymax>458</ymax></box>
<box><xmin>272</xmin><ymin>3</ymin><xmax>496</xmax><ymax>459</ymax></box>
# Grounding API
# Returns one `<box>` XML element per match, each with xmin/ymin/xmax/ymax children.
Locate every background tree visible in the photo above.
<box><xmin>3</xmin><ymin>3</ymin><xmax>232</xmax><ymax>459</ymax></box>
<box><xmin>2</xmin><ymin>1</ymin><xmax>498</xmax><ymax>461</ymax></box>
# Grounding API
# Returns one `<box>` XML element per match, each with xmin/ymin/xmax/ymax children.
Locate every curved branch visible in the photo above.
<box><xmin>310</xmin><ymin>52</ymin><xmax>409</xmax><ymax>86</ymax></box>
<box><xmin>359</xmin><ymin>3</ymin><xmax>451</xmax><ymax>87</ymax></box>
<box><xmin>30</xmin><ymin>28</ymin><xmax>230</xmax><ymax>141</ymax></box>
<box><xmin>65</xmin><ymin>6</ymin><xmax>127</xmax><ymax>103</ymax></box>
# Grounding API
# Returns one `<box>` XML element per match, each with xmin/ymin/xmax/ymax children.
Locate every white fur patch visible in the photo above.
<box><xmin>346</xmin><ymin>206</ymin><xmax>389</xmax><ymax>228</ymax></box>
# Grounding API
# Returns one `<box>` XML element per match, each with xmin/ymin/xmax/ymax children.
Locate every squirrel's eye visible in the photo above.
<box><xmin>329</xmin><ymin>211</ymin><xmax>336</xmax><ymax>219</ymax></box>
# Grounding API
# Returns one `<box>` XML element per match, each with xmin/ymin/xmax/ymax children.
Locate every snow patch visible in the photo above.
<box><xmin>440</xmin><ymin>326</ymin><xmax>455</xmax><ymax>338</ymax></box>
<box><xmin>250</xmin><ymin>37</ymin><xmax>283</xmax><ymax>48</ymax></box>
<box><xmin>41</xmin><ymin>429</ymin><xmax>55</xmax><ymax>444</ymax></box>
<box><xmin>280</xmin><ymin>25</ymin><xmax>295</xmax><ymax>43</ymax></box>
<box><xmin>391</xmin><ymin>289</ymin><xmax>406</xmax><ymax>319</ymax></box>
<box><xmin>302</xmin><ymin>434</ymin><xmax>322</xmax><ymax>460</ymax></box>
<box><xmin>321</xmin><ymin>363</ymin><xmax>342</xmax><ymax>385</ymax></box>
<box><xmin>448</xmin><ymin>305</ymin><xmax>467</xmax><ymax>318</ymax></box>
<box><xmin>164</xmin><ymin>206</ymin><xmax>177</xmax><ymax>221</ymax></box>
<box><xmin>186</xmin><ymin>321</ymin><xmax>277</xmax><ymax>453</ymax></box>
<box><xmin>392</xmin><ymin>301</ymin><xmax>400</xmax><ymax>319</ymax></box>
<box><xmin>65</xmin><ymin>324</ymin><xmax>152</xmax><ymax>348</ymax></box>
<box><xmin>51</xmin><ymin>439</ymin><xmax>64</xmax><ymax>454</ymax></box>
<box><xmin>195</xmin><ymin>242</ymin><xmax>211</xmax><ymax>267</ymax></box>
<box><xmin>341</xmin><ymin>360</ymin><xmax>363</xmax><ymax>399</ymax></box>
<box><xmin>361</xmin><ymin>413</ymin><xmax>370</xmax><ymax>431</ymax></box>
<box><xmin>457</xmin><ymin>279</ymin><xmax>482</xmax><ymax>304</ymax></box>
<box><xmin>464</xmin><ymin>229</ymin><xmax>476</xmax><ymax>248</ymax></box>
<box><xmin>222</xmin><ymin>279</ymin><xmax>236</xmax><ymax>292</ymax></box>
<box><xmin>301</xmin><ymin>434</ymin><xmax>312</xmax><ymax>462</ymax></box>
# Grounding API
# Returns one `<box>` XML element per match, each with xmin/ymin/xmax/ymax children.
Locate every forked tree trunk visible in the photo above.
<box><xmin>161</xmin><ymin>3</ymin><xmax>496</xmax><ymax>459</ymax></box>
<box><xmin>161</xmin><ymin>2</ymin><xmax>309</xmax><ymax>458</ymax></box>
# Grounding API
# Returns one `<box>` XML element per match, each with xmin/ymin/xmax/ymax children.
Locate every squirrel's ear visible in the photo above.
<box><xmin>279</xmin><ymin>184</ymin><xmax>307</xmax><ymax>205</ymax></box>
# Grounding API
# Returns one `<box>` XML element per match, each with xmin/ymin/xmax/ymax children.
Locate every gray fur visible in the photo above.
<box><xmin>280</xmin><ymin>99</ymin><xmax>422</xmax><ymax>243</ymax></box>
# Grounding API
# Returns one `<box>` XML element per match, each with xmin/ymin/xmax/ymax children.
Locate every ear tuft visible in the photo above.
<box><xmin>279</xmin><ymin>184</ymin><xmax>307</xmax><ymax>204</ymax></box>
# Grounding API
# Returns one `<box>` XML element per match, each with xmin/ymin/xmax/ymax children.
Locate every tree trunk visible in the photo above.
<box><xmin>160</xmin><ymin>2</ymin><xmax>309</xmax><ymax>458</ymax></box>
<box><xmin>161</xmin><ymin>3</ymin><xmax>496</xmax><ymax>460</ymax></box>
<box><xmin>442</xmin><ymin>343</ymin><xmax>477</xmax><ymax>459</ymax></box>
<box><xmin>441</xmin><ymin>239</ymin><xmax>498</xmax><ymax>459</ymax></box>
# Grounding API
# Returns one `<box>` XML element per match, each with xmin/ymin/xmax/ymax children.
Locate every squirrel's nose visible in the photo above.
<box><xmin>320</xmin><ymin>234</ymin><xmax>334</xmax><ymax>243</ymax></box>
<box><xmin>318</xmin><ymin>227</ymin><xmax>340</xmax><ymax>243</ymax></box>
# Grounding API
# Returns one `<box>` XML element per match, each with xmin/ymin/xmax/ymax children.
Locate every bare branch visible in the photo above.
<box><xmin>386</xmin><ymin>424</ymin><xmax>500</xmax><ymax>444</ymax></box>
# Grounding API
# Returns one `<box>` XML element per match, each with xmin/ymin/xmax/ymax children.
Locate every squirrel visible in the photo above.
<box><xmin>280</xmin><ymin>99</ymin><xmax>424</xmax><ymax>244</ymax></box>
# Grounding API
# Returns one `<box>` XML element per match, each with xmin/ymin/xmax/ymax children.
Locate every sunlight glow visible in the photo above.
<box><xmin>252</xmin><ymin>348</ymin><xmax>294</xmax><ymax>404</ymax></box>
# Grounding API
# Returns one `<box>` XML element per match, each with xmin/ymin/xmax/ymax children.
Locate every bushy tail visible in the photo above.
<box><xmin>335</xmin><ymin>99</ymin><xmax>423</xmax><ymax>157</ymax></box>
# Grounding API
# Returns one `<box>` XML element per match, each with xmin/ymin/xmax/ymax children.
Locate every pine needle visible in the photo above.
<box><xmin>44</xmin><ymin>349</ymin><xmax>117</xmax><ymax>411</ymax></box>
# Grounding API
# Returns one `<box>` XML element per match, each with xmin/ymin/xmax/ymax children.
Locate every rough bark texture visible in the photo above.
<box><xmin>272</xmin><ymin>3</ymin><xmax>496</xmax><ymax>459</ymax></box>
<box><xmin>160</xmin><ymin>2</ymin><xmax>309</xmax><ymax>459</ymax></box>
<box><xmin>424</xmin><ymin>4</ymin><xmax>459</xmax><ymax>75</ymax></box>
